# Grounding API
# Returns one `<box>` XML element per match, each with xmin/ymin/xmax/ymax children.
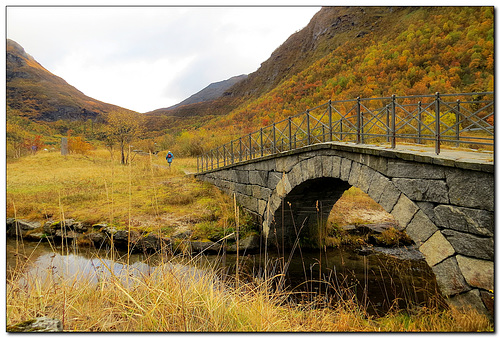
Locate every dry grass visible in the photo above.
<box><xmin>6</xmin><ymin>247</ymin><xmax>493</xmax><ymax>332</ymax></box>
<box><xmin>328</xmin><ymin>186</ymin><xmax>394</xmax><ymax>227</ymax></box>
<box><xmin>6</xmin><ymin>149</ymin><xmax>231</xmax><ymax>232</ymax></box>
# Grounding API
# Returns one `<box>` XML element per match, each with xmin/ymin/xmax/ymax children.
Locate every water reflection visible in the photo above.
<box><xmin>7</xmin><ymin>238</ymin><xmax>441</xmax><ymax>316</ymax></box>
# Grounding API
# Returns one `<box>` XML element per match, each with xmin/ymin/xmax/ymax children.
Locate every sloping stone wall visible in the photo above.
<box><xmin>196</xmin><ymin>143</ymin><xmax>494</xmax><ymax>317</ymax></box>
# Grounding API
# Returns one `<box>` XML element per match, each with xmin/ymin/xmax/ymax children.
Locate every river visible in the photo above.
<box><xmin>6</xmin><ymin>237</ymin><xmax>441</xmax><ymax>317</ymax></box>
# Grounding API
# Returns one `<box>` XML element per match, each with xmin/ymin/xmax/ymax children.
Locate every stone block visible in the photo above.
<box><xmin>276</xmin><ymin>155</ymin><xmax>299</xmax><ymax>173</ymax></box>
<box><xmin>392</xmin><ymin>178</ymin><xmax>449</xmax><ymax>203</ymax></box>
<box><xmin>248</xmin><ymin>170</ymin><xmax>268</xmax><ymax>186</ymax></box>
<box><xmin>258</xmin><ymin>199</ymin><xmax>267</xmax><ymax>216</ymax></box>
<box><xmin>235</xmin><ymin>170</ymin><xmax>250</xmax><ymax>184</ymax></box>
<box><xmin>252</xmin><ymin>185</ymin><xmax>272</xmax><ymax>200</ymax></box>
<box><xmin>405</xmin><ymin>210</ymin><xmax>438</xmax><ymax>245</ymax></box>
<box><xmin>446</xmin><ymin>168</ymin><xmax>494</xmax><ymax>211</ymax></box>
<box><xmin>415</xmin><ymin>202</ymin><xmax>437</xmax><ymax>224</ymax></box>
<box><xmin>366</xmin><ymin>172</ymin><xmax>390</xmax><ymax>204</ymax></box>
<box><xmin>306</xmin><ymin>156</ymin><xmax>323</xmax><ymax>179</ymax></box>
<box><xmin>357</xmin><ymin>164</ymin><xmax>374</xmax><ymax>194</ymax></box>
<box><xmin>340</xmin><ymin>157</ymin><xmax>352</xmax><ymax>182</ymax></box>
<box><xmin>432</xmin><ymin>257</ymin><xmax>470</xmax><ymax>297</ymax></box>
<box><xmin>267</xmin><ymin>172</ymin><xmax>282</xmax><ymax>189</ymax></box>
<box><xmin>434</xmin><ymin>205</ymin><xmax>494</xmax><ymax>237</ymax></box>
<box><xmin>275</xmin><ymin>174</ymin><xmax>292</xmax><ymax>198</ymax></box>
<box><xmin>347</xmin><ymin>161</ymin><xmax>361</xmax><ymax>187</ymax></box>
<box><xmin>235</xmin><ymin>193</ymin><xmax>259</xmax><ymax>214</ymax></box>
<box><xmin>456</xmin><ymin>255</ymin><xmax>494</xmax><ymax>291</ymax></box>
<box><xmin>378</xmin><ymin>180</ymin><xmax>401</xmax><ymax>213</ymax></box>
<box><xmin>441</xmin><ymin>229</ymin><xmax>494</xmax><ymax>261</ymax></box>
<box><xmin>253</xmin><ymin>159</ymin><xmax>276</xmax><ymax>172</ymax></box>
<box><xmin>419</xmin><ymin>230</ymin><xmax>455</xmax><ymax>266</ymax></box>
<box><xmin>386</xmin><ymin>160</ymin><xmax>445</xmax><ymax>179</ymax></box>
<box><xmin>234</xmin><ymin>182</ymin><xmax>252</xmax><ymax>195</ymax></box>
<box><xmin>447</xmin><ymin>289</ymin><xmax>490</xmax><ymax>319</ymax></box>
<box><xmin>391</xmin><ymin>194</ymin><xmax>418</xmax><ymax>229</ymax></box>
<box><xmin>365</xmin><ymin>154</ymin><xmax>388</xmax><ymax>175</ymax></box>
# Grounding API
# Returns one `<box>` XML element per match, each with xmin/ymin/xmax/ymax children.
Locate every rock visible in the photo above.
<box><xmin>190</xmin><ymin>241</ymin><xmax>222</xmax><ymax>254</ymax></box>
<box><xmin>431</xmin><ymin>257</ymin><xmax>470</xmax><ymax>296</ymax></box>
<box><xmin>24</xmin><ymin>230</ymin><xmax>48</xmax><ymax>242</ymax></box>
<box><xmin>434</xmin><ymin>205</ymin><xmax>493</xmax><ymax>237</ymax></box>
<box><xmin>441</xmin><ymin>229</ymin><xmax>494</xmax><ymax>261</ymax></box>
<box><xmin>234</xmin><ymin>233</ymin><xmax>260</xmax><ymax>252</ymax></box>
<box><xmin>136</xmin><ymin>233</ymin><xmax>171</xmax><ymax>252</ymax></box>
<box><xmin>85</xmin><ymin>232</ymin><xmax>108</xmax><ymax>247</ymax></box>
<box><xmin>54</xmin><ymin>229</ymin><xmax>79</xmax><ymax>241</ymax></box>
<box><xmin>356</xmin><ymin>246</ymin><xmax>373</xmax><ymax>256</ymax></box>
<box><xmin>418</xmin><ymin>231</ymin><xmax>455</xmax><ymax>267</ymax></box>
<box><xmin>92</xmin><ymin>223</ymin><xmax>108</xmax><ymax>230</ymax></box>
<box><xmin>172</xmin><ymin>229</ymin><xmax>193</xmax><ymax>239</ymax></box>
<box><xmin>456</xmin><ymin>255</ymin><xmax>494</xmax><ymax>291</ymax></box>
<box><xmin>7</xmin><ymin>219</ymin><xmax>40</xmax><ymax>237</ymax></box>
<box><xmin>7</xmin><ymin>317</ymin><xmax>62</xmax><ymax>332</ymax></box>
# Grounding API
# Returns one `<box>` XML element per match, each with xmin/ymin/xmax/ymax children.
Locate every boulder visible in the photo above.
<box><xmin>136</xmin><ymin>233</ymin><xmax>171</xmax><ymax>253</ymax></box>
<box><xmin>7</xmin><ymin>317</ymin><xmax>62</xmax><ymax>332</ymax></box>
<box><xmin>190</xmin><ymin>241</ymin><xmax>222</xmax><ymax>254</ymax></box>
<box><xmin>7</xmin><ymin>219</ymin><xmax>40</xmax><ymax>237</ymax></box>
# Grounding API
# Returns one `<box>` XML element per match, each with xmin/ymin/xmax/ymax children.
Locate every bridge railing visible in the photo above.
<box><xmin>197</xmin><ymin>92</ymin><xmax>494</xmax><ymax>172</ymax></box>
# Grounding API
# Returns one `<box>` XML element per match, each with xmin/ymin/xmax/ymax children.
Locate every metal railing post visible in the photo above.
<box><xmin>306</xmin><ymin>109</ymin><xmax>311</xmax><ymax>145</ymax></box>
<box><xmin>328</xmin><ymin>100</ymin><xmax>333</xmax><ymax>142</ymax></box>
<box><xmin>239</xmin><ymin>137</ymin><xmax>242</xmax><ymax>162</ymax></box>
<box><xmin>231</xmin><ymin>140</ymin><xmax>234</xmax><ymax>164</ymax></box>
<box><xmin>210</xmin><ymin>150</ymin><xmax>213</xmax><ymax>170</ymax></box>
<box><xmin>417</xmin><ymin>101</ymin><xmax>422</xmax><ymax>144</ymax></box>
<box><xmin>249</xmin><ymin>134</ymin><xmax>252</xmax><ymax>159</ymax></box>
<box><xmin>435</xmin><ymin>92</ymin><xmax>441</xmax><ymax>155</ymax></box>
<box><xmin>223</xmin><ymin>145</ymin><xmax>226</xmax><ymax>167</ymax></box>
<box><xmin>197</xmin><ymin>156</ymin><xmax>199</xmax><ymax>173</ymax></box>
<box><xmin>356</xmin><ymin>97</ymin><xmax>361</xmax><ymax>144</ymax></box>
<box><xmin>455</xmin><ymin>99</ymin><xmax>461</xmax><ymax>147</ymax></box>
<box><xmin>260</xmin><ymin>128</ymin><xmax>264</xmax><ymax>157</ymax></box>
<box><xmin>386</xmin><ymin>104</ymin><xmax>390</xmax><ymax>143</ymax></box>
<box><xmin>288</xmin><ymin>117</ymin><xmax>292</xmax><ymax>150</ymax></box>
<box><xmin>391</xmin><ymin>94</ymin><xmax>396</xmax><ymax>149</ymax></box>
<box><xmin>272</xmin><ymin>123</ymin><xmax>276</xmax><ymax>154</ymax></box>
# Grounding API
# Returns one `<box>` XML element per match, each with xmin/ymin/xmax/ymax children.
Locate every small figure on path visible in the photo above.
<box><xmin>166</xmin><ymin>151</ymin><xmax>174</xmax><ymax>168</ymax></box>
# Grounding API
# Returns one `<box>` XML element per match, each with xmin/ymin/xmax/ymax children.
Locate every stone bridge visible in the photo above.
<box><xmin>195</xmin><ymin>142</ymin><xmax>494</xmax><ymax>316</ymax></box>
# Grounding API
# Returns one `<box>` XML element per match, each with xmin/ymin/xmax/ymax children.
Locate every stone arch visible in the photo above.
<box><xmin>261</xmin><ymin>155</ymin><xmax>493</xmax><ymax>317</ymax></box>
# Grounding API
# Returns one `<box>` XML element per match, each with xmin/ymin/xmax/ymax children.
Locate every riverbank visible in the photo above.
<box><xmin>7</xmin><ymin>236</ymin><xmax>492</xmax><ymax>332</ymax></box>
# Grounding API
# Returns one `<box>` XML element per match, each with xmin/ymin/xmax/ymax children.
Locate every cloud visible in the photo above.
<box><xmin>7</xmin><ymin>6</ymin><xmax>320</xmax><ymax>112</ymax></box>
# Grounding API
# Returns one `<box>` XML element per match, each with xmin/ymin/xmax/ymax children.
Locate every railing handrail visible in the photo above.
<box><xmin>197</xmin><ymin>92</ymin><xmax>494</xmax><ymax>173</ymax></box>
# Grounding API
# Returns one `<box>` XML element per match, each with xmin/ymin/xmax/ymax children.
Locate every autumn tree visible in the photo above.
<box><xmin>104</xmin><ymin>110</ymin><xmax>143</xmax><ymax>164</ymax></box>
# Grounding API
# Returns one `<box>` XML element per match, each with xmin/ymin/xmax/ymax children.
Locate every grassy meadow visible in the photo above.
<box><xmin>6</xmin><ymin>148</ymin><xmax>493</xmax><ymax>332</ymax></box>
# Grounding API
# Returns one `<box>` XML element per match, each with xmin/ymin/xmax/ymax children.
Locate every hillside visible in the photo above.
<box><xmin>6</xmin><ymin>39</ymin><xmax>137</xmax><ymax>122</ymax></box>
<box><xmin>146</xmin><ymin>6</ymin><xmax>493</xmax><ymax>139</ymax></box>
<box><xmin>152</xmin><ymin>74</ymin><xmax>248</xmax><ymax>114</ymax></box>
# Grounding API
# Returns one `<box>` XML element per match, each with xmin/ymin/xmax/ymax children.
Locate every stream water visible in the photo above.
<box><xmin>6</xmin><ymin>237</ymin><xmax>441</xmax><ymax>317</ymax></box>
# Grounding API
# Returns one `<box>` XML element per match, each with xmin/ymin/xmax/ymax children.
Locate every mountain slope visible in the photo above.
<box><xmin>6</xmin><ymin>39</ymin><xmax>137</xmax><ymax>122</ymax></box>
<box><xmin>146</xmin><ymin>6</ymin><xmax>493</xmax><ymax>138</ymax></box>
<box><xmin>155</xmin><ymin>74</ymin><xmax>248</xmax><ymax>113</ymax></box>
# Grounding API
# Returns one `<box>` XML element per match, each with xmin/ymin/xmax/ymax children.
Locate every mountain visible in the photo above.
<box><xmin>147</xmin><ymin>6</ymin><xmax>493</xmax><ymax>135</ymax></box>
<box><xmin>6</xmin><ymin>39</ymin><xmax>137</xmax><ymax>122</ymax></box>
<box><xmin>156</xmin><ymin>74</ymin><xmax>248</xmax><ymax>113</ymax></box>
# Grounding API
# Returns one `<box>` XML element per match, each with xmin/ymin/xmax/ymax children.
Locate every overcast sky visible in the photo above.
<box><xmin>6</xmin><ymin>6</ymin><xmax>320</xmax><ymax>113</ymax></box>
